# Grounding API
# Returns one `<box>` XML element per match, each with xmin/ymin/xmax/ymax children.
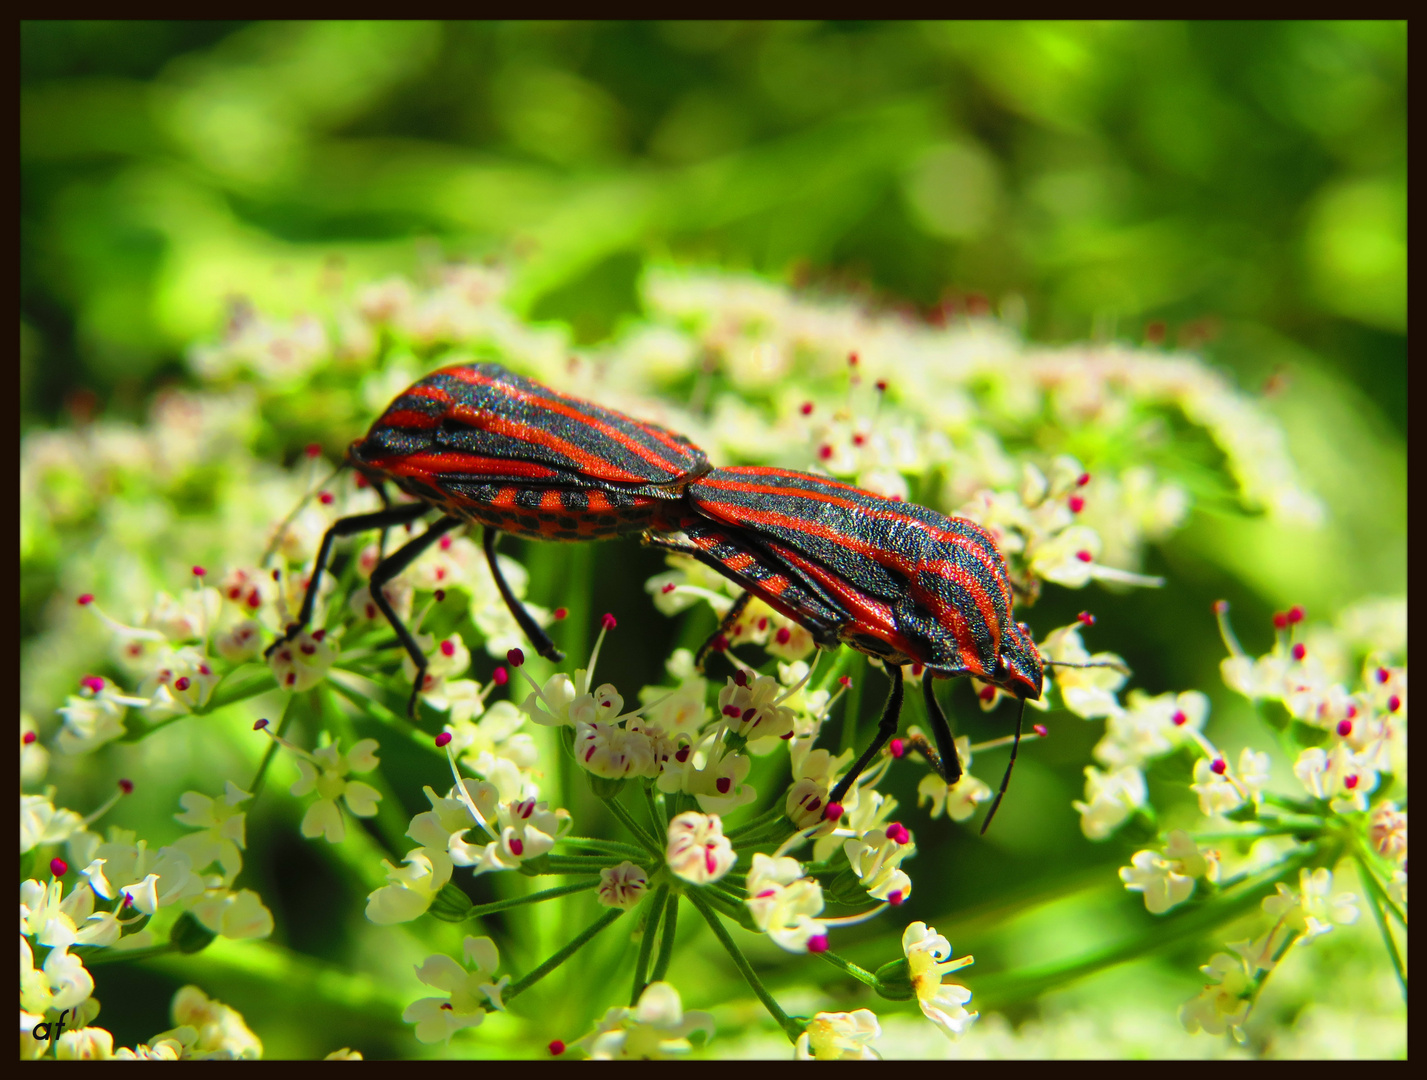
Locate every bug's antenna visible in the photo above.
<box><xmin>261</xmin><ymin>462</ymin><xmax>346</xmax><ymax>568</ymax></box>
<box><xmin>980</xmin><ymin>696</ymin><xmax>1027</xmax><ymax>835</ymax></box>
<box><xmin>1043</xmin><ymin>658</ymin><xmax>1131</xmax><ymax>676</ymax></box>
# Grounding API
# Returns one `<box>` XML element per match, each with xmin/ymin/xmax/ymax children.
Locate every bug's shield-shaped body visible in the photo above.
<box><xmin>349</xmin><ymin>363</ymin><xmax>710</xmax><ymax>540</ymax></box>
<box><xmin>684</xmin><ymin>467</ymin><xmax>1042</xmax><ymax>700</ymax></box>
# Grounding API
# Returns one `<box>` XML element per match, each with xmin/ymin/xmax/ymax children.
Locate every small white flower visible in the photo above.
<box><xmin>1120</xmin><ymin>850</ymin><xmax>1195</xmax><ymax>914</ymax></box>
<box><xmin>1179</xmin><ymin>951</ymin><xmax>1253</xmax><ymax>1037</ymax></box>
<box><xmin>290</xmin><ymin>738</ymin><xmax>382</xmax><ymax>844</ymax></box>
<box><xmin>574</xmin><ymin>981</ymin><xmax>714</xmax><ymax>1060</ymax></box>
<box><xmin>1191</xmin><ymin>756</ymin><xmax>1245</xmax><ymax>817</ymax></box>
<box><xmin>666</xmin><ymin>811</ymin><xmax>736</xmax><ymax>885</ymax></box>
<box><xmin>403</xmin><ymin>936</ymin><xmax>507</xmax><ymax>1045</ymax></box>
<box><xmin>366</xmin><ymin>847</ymin><xmax>455</xmax><ymax>925</ymax></box>
<box><xmin>795</xmin><ymin>1009</ymin><xmax>882</xmax><ymax>1060</ymax></box>
<box><xmin>1072</xmin><ymin>765</ymin><xmax>1146</xmax><ymax>840</ymax></box>
<box><xmin>597</xmin><ymin>862</ymin><xmax>649</xmax><ymax>910</ymax></box>
<box><xmin>902</xmin><ymin>922</ymin><xmax>977</xmax><ymax>1040</ymax></box>
<box><xmin>744</xmin><ymin>853</ymin><xmax>827</xmax><ymax>953</ymax></box>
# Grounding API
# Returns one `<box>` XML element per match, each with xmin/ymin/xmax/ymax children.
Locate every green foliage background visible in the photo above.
<box><xmin>20</xmin><ymin>21</ymin><xmax>1405</xmax><ymax>1058</ymax></box>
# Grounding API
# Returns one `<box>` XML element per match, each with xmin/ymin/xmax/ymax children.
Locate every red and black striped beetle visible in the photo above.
<box><xmin>267</xmin><ymin>362</ymin><xmax>710</xmax><ymax>713</ymax></box>
<box><xmin>651</xmin><ymin>466</ymin><xmax>1043</xmax><ymax>830</ymax></box>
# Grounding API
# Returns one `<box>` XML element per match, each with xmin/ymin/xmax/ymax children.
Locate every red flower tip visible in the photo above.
<box><xmin>848</xmin><ymin>352</ymin><xmax>859</xmax><ymax>367</ymax></box>
<box><xmin>1075</xmin><ymin>550</ymin><xmax>1094</xmax><ymax>563</ymax></box>
<box><xmin>545</xmin><ymin>607</ymin><xmax>564</xmax><ymax>621</ymax></box>
<box><xmin>776</xmin><ymin>627</ymin><xmax>792</xmax><ymax>645</ymax></box>
<box><xmin>50</xmin><ymin>858</ymin><xmax>68</xmax><ymax>877</ymax></box>
<box><xmin>818</xmin><ymin>444</ymin><xmax>834</xmax><ymax>460</ymax></box>
<box><xmin>888</xmin><ymin>890</ymin><xmax>905</xmax><ymax>906</ymax></box>
<box><xmin>272</xmin><ymin>569</ymin><xmax>282</xmax><ymax>581</ymax></box>
<box><xmin>304</xmin><ymin>442</ymin><xmax>322</xmax><ymax>458</ymax></box>
<box><xmin>1033</xmin><ymin>724</ymin><xmax>1048</xmax><ymax>737</ymax></box>
<box><xmin>978</xmin><ymin>685</ymin><xmax>996</xmax><ymax>702</ymax></box>
<box><xmin>22</xmin><ymin>730</ymin><xmax>36</xmax><ymax>745</ymax></box>
<box><xmin>1172</xmin><ymin>710</ymin><xmax>1188</xmax><ymax>726</ymax></box>
<box><xmin>733</xmin><ymin>669</ymin><xmax>748</xmax><ymax>687</ymax></box>
<box><xmin>1336</xmin><ymin>719</ymin><xmax>1353</xmax><ymax>737</ymax></box>
<box><xmin>723</xmin><ymin>705</ymin><xmax>742</xmax><ymax>718</ymax></box>
<box><xmin>1346</xmin><ymin>704</ymin><xmax>1358</xmax><ymax>719</ymax></box>
<box><xmin>493</xmin><ymin>667</ymin><xmax>509</xmax><ymax>686</ymax></box>
<box><xmin>1344</xmin><ymin>774</ymin><xmax>1359</xmax><ymax>790</ymax></box>
<box><xmin>1291</xmin><ymin>643</ymin><xmax>1306</xmax><ymax>661</ymax></box>
<box><xmin>1272</xmin><ymin>612</ymin><xmax>1290</xmax><ymax>630</ymax></box>
<box><xmin>1387</xmin><ymin>694</ymin><xmax>1402</xmax><ymax>713</ymax></box>
<box><xmin>507</xmin><ymin>648</ymin><xmax>525</xmax><ymax>668</ymax></box>
<box><xmin>354</xmin><ymin>474</ymin><xmax>370</xmax><ymax>488</ymax></box>
<box><xmin>1287</xmin><ymin>605</ymin><xmax>1305</xmax><ymax>624</ymax></box>
<box><xmin>824</xmin><ymin>802</ymin><xmax>844</xmax><ymax>823</ymax></box>
<box><xmin>886</xmin><ymin>822</ymin><xmax>910</xmax><ymax>845</ymax></box>
<box><xmin>911</xmin><ymin>664</ymin><xmax>924</xmax><ymax>677</ymax></box>
<box><xmin>434</xmin><ymin>589</ymin><xmax>446</xmax><ymax>603</ymax></box>
<box><xmin>439</xmin><ymin>534</ymin><xmax>453</xmax><ymax>551</ymax></box>
<box><xmin>711</xmin><ymin>633</ymin><xmax>729</xmax><ymax>652</ymax></box>
<box><xmin>1078</xmin><ymin>611</ymin><xmax>1096</xmax><ymax>626</ymax></box>
<box><xmin>1145</xmin><ymin>321</ymin><xmax>1167</xmax><ymax>345</ymax></box>
<box><xmin>839</xmin><ymin>675</ymin><xmax>852</xmax><ymax>688</ymax></box>
<box><xmin>601</xmin><ymin>613</ymin><xmax>617</xmax><ymax>630</ymax></box>
<box><xmin>876</xmin><ymin>379</ymin><xmax>888</xmax><ymax>393</ymax></box>
<box><xmin>800</xmin><ymin>401</ymin><xmax>814</xmax><ymax>416</ymax></box>
<box><xmin>434</xmin><ymin>732</ymin><xmax>452</xmax><ymax>748</ymax></box>
<box><xmin>1068</xmin><ymin>495</ymin><xmax>1085</xmax><ymax>514</ymax></box>
<box><xmin>1213</xmin><ymin>600</ymin><xmax>1229</xmax><ymax>614</ymax></box>
<box><xmin>890</xmin><ymin>738</ymin><xmax>906</xmax><ymax>758</ymax></box>
<box><xmin>548</xmin><ymin>1040</ymin><xmax>566</xmax><ymax>1057</ymax></box>
<box><xmin>1076</xmin><ymin>472</ymin><xmax>1091</xmax><ymax>487</ymax></box>
<box><xmin>80</xmin><ymin>676</ymin><xmax>105</xmax><ymax>694</ymax></box>
<box><xmin>440</xmin><ymin>640</ymin><xmax>456</xmax><ymax>658</ymax></box>
<box><xmin>174</xmin><ymin>676</ymin><xmax>191</xmax><ymax>691</ymax></box>
<box><xmin>1210</xmin><ymin>758</ymin><xmax>1227</xmax><ymax>775</ymax></box>
<box><xmin>77</xmin><ymin>594</ymin><xmax>94</xmax><ymax>606</ymax></box>
<box><xmin>661</xmin><ymin>582</ymin><xmax>676</xmax><ymax>594</ymax></box>
<box><xmin>318</xmin><ymin>491</ymin><xmax>334</xmax><ymax>505</ymax></box>
<box><xmin>118</xmin><ymin>778</ymin><xmax>134</xmax><ymax>794</ymax></box>
<box><xmin>253</xmin><ymin>718</ymin><xmax>269</xmax><ymax>730</ymax></box>
<box><xmin>807</xmin><ymin>934</ymin><xmax>830</xmax><ymax>954</ymax></box>
<box><xmin>1376</xmin><ymin>667</ymin><xmax>1390</xmax><ymax>684</ymax></box>
<box><xmin>191</xmin><ymin>565</ymin><xmax>207</xmax><ymax>577</ymax></box>
<box><xmin>852</xmin><ymin>433</ymin><xmax>866</xmax><ymax>446</ymax></box>
<box><xmin>312</xmin><ymin>629</ymin><xmax>326</xmax><ymax>642</ymax></box>
<box><xmin>716</xmin><ymin>777</ymin><xmax>731</xmax><ymax>794</ymax></box>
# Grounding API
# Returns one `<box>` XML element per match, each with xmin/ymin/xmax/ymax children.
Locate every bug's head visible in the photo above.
<box><xmin>996</xmin><ymin>621</ymin><xmax>1043</xmax><ymax>701</ymax></box>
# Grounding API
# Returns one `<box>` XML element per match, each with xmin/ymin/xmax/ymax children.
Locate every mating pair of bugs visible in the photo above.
<box><xmin>270</xmin><ymin>362</ymin><xmax>1049</xmax><ymax>830</ymax></box>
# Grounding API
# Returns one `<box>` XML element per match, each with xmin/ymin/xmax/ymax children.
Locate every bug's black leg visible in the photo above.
<box><xmin>483</xmin><ymin>528</ymin><xmax>564</xmax><ymax>664</ymax></box>
<box><xmin>922</xmin><ymin>676</ymin><xmax>964</xmax><ymax>786</ymax></box>
<box><xmin>266</xmin><ymin>501</ymin><xmax>432</xmax><ymax>658</ymax></box>
<box><xmin>370</xmin><ymin>479</ymin><xmax>393</xmax><ymax>561</ymax></box>
<box><xmin>829</xmin><ymin>663</ymin><xmax>905</xmax><ymax>806</ymax></box>
<box><xmin>367</xmin><ymin>515</ymin><xmax>466</xmax><ymax>718</ymax></box>
<box><xmin>694</xmin><ymin>590</ymin><xmax>753</xmax><ymax>672</ymax></box>
<box><xmin>980</xmin><ymin>697</ymin><xmax>1028</xmax><ymax>835</ymax></box>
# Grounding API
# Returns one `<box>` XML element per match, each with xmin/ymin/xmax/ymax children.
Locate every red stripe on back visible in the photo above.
<box><xmin>382</xmin><ymin>453</ymin><xmax>560</xmax><ymax>480</ymax></box>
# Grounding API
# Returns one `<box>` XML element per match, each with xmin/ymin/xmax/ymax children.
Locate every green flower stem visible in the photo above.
<box><xmin>837</xmin><ymin>653</ymin><xmax>866</xmax><ymax>754</ymax></box>
<box><xmin>505</xmin><ymin>905</ymin><xmax>627</xmax><ymax>1003</ymax></box>
<box><xmin>686</xmin><ymin>889</ymin><xmax>803</xmax><ymax>1044</ymax></box>
<box><xmin>814</xmin><ymin>948</ymin><xmax>879</xmax><ymax>988</ymax></box>
<box><xmin>642</xmin><ymin>782</ymin><xmax>668</xmax><ymax>835</ymax></box>
<box><xmin>82</xmin><ymin>941</ymin><xmax>177</xmax><ymax>966</ymax></box>
<box><xmin>1190</xmin><ymin>825</ymin><xmax>1323</xmax><ymax>843</ymax></box>
<box><xmin>247</xmin><ymin>693</ymin><xmax>301</xmax><ymax>799</ymax></box>
<box><xmin>560</xmin><ymin>835</ymin><xmax>647</xmax><ymax>859</ymax></box>
<box><xmin>1354</xmin><ymin>854</ymin><xmax>1407</xmax><ymax>999</ymax></box>
<box><xmin>650</xmin><ymin>891</ymin><xmax>679</xmax><ymax>984</ymax></box>
<box><xmin>466</xmin><ymin>879</ymin><xmax>600</xmax><ymax>921</ymax></box>
<box><xmin>542</xmin><ymin>855</ymin><xmax>631</xmax><ymax>874</ymax></box>
<box><xmin>603</xmin><ymin>793</ymin><xmax>664</xmax><ymax>858</ymax></box>
<box><xmin>726</xmin><ymin>803</ymin><xmax>790</xmax><ymax>839</ymax></box>
<box><xmin>631</xmin><ymin>884</ymin><xmax>669</xmax><ymax>1004</ymax></box>
<box><xmin>971</xmin><ymin>847</ymin><xmax>1318</xmax><ymax>1009</ymax></box>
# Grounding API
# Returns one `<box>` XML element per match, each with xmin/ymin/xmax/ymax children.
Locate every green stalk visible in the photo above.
<box><xmin>1354</xmin><ymin>853</ymin><xmax>1407</xmax><ymax>1000</ymax></box>
<box><xmin>560</xmin><ymin>835</ymin><xmax>648</xmax><ymax>860</ymax></box>
<box><xmin>466</xmin><ymin>880</ymin><xmax>600</xmax><ymax>920</ymax></box>
<box><xmin>814</xmin><ymin>949</ymin><xmax>879</xmax><ymax>988</ymax></box>
<box><xmin>247</xmin><ymin>693</ymin><xmax>301</xmax><ymax>798</ymax></box>
<box><xmin>505</xmin><ymin>906</ymin><xmax>626</xmax><ymax>1002</ymax></box>
<box><xmin>649</xmin><ymin>891</ymin><xmax>679</xmax><ymax>983</ymax></box>
<box><xmin>686</xmin><ymin>889</ymin><xmax>803</xmax><ymax>1044</ymax></box>
<box><xmin>603</xmin><ymin>794</ymin><xmax>663</xmax><ymax>858</ymax></box>
<box><xmin>630</xmin><ymin>884</ymin><xmax>669</xmax><ymax>1004</ymax></box>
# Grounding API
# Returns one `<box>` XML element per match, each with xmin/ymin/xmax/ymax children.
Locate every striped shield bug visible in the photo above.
<box><xmin>267</xmin><ymin>362</ymin><xmax>710</xmax><ymax>715</ymax></box>
<box><xmin>649</xmin><ymin>465</ymin><xmax>1044</xmax><ymax>832</ymax></box>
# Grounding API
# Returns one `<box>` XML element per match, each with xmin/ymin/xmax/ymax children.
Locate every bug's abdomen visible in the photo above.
<box><xmin>351</xmin><ymin>361</ymin><xmax>709</xmax><ymax>492</ymax></box>
<box><xmin>350</xmin><ymin>362</ymin><xmax>712</xmax><ymax>541</ymax></box>
<box><xmin>686</xmin><ymin>467</ymin><xmax>1015</xmax><ymax>676</ymax></box>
